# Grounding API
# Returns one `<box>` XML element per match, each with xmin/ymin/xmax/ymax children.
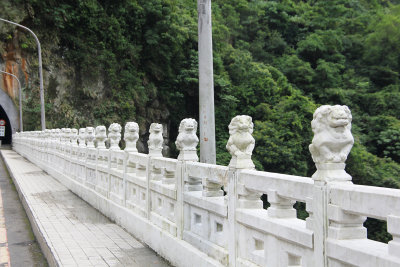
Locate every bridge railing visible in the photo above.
<box><xmin>12</xmin><ymin>106</ymin><xmax>400</xmax><ymax>267</ymax></box>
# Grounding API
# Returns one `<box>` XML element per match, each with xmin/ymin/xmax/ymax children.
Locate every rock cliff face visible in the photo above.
<box><xmin>0</xmin><ymin>35</ymin><xmax>29</xmax><ymax>100</ymax></box>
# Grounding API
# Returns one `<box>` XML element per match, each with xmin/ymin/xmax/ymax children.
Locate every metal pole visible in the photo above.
<box><xmin>198</xmin><ymin>0</ymin><xmax>216</xmax><ymax>164</ymax></box>
<box><xmin>0</xmin><ymin>70</ymin><xmax>23</xmax><ymax>131</ymax></box>
<box><xmin>0</xmin><ymin>18</ymin><xmax>45</xmax><ymax>130</ymax></box>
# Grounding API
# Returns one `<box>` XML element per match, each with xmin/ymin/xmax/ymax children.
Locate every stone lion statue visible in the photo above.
<box><xmin>71</xmin><ymin>128</ymin><xmax>78</xmax><ymax>146</ymax></box>
<box><xmin>226</xmin><ymin>115</ymin><xmax>255</xmax><ymax>169</ymax></box>
<box><xmin>148</xmin><ymin>123</ymin><xmax>163</xmax><ymax>156</ymax></box>
<box><xmin>86</xmin><ymin>127</ymin><xmax>95</xmax><ymax>148</ymax></box>
<box><xmin>124</xmin><ymin>122</ymin><xmax>139</xmax><ymax>152</ymax></box>
<box><xmin>95</xmin><ymin>125</ymin><xmax>107</xmax><ymax>149</ymax></box>
<box><xmin>63</xmin><ymin>128</ymin><xmax>71</xmax><ymax>146</ymax></box>
<box><xmin>176</xmin><ymin>118</ymin><xmax>198</xmax><ymax>151</ymax></box>
<box><xmin>78</xmin><ymin>128</ymin><xmax>86</xmax><ymax>147</ymax></box>
<box><xmin>309</xmin><ymin>105</ymin><xmax>354</xmax><ymax>164</ymax></box>
<box><xmin>108</xmin><ymin>123</ymin><xmax>122</xmax><ymax>150</ymax></box>
<box><xmin>176</xmin><ymin>118</ymin><xmax>199</xmax><ymax>161</ymax></box>
<box><xmin>60</xmin><ymin>128</ymin><xmax>66</xmax><ymax>143</ymax></box>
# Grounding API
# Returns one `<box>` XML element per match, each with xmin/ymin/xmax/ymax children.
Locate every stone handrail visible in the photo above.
<box><xmin>11</xmin><ymin>106</ymin><xmax>400</xmax><ymax>267</ymax></box>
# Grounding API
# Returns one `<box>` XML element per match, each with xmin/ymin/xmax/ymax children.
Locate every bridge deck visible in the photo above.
<box><xmin>1</xmin><ymin>149</ymin><xmax>171</xmax><ymax>267</ymax></box>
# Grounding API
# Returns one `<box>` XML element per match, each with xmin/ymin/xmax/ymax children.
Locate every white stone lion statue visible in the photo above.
<box><xmin>71</xmin><ymin>128</ymin><xmax>78</xmax><ymax>146</ymax></box>
<box><xmin>78</xmin><ymin>128</ymin><xmax>86</xmax><ymax>147</ymax></box>
<box><xmin>108</xmin><ymin>123</ymin><xmax>122</xmax><ymax>150</ymax></box>
<box><xmin>95</xmin><ymin>125</ymin><xmax>107</xmax><ymax>149</ymax></box>
<box><xmin>176</xmin><ymin>118</ymin><xmax>199</xmax><ymax>161</ymax></box>
<box><xmin>63</xmin><ymin>128</ymin><xmax>71</xmax><ymax>145</ymax></box>
<box><xmin>309</xmin><ymin>105</ymin><xmax>354</xmax><ymax>164</ymax></box>
<box><xmin>86</xmin><ymin>127</ymin><xmax>95</xmax><ymax>148</ymax></box>
<box><xmin>148</xmin><ymin>123</ymin><xmax>163</xmax><ymax>156</ymax></box>
<box><xmin>124</xmin><ymin>122</ymin><xmax>139</xmax><ymax>152</ymax></box>
<box><xmin>176</xmin><ymin>118</ymin><xmax>198</xmax><ymax>151</ymax></box>
<box><xmin>226</xmin><ymin>115</ymin><xmax>255</xmax><ymax>169</ymax></box>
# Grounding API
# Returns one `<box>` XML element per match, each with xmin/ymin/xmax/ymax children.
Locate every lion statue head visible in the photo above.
<box><xmin>179</xmin><ymin>118</ymin><xmax>197</xmax><ymax>134</ymax></box>
<box><xmin>149</xmin><ymin>123</ymin><xmax>162</xmax><ymax>134</ymax></box>
<box><xmin>228</xmin><ymin>115</ymin><xmax>254</xmax><ymax>136</ymax></box>
<box><xmin>311</xmin><ymin>105</ymin><xmax>352</xmax><ymax>134</ymax></box>
<box><xmin>309</xmin><ymin>105</ymin><xmax>354</xmax><ymax>164</ymax></box>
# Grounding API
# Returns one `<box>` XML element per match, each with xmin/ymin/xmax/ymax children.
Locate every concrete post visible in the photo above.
<box><xmin>198</xmin><ymin>0</ymin><xmax>216</xmax><ymax>164</ymax></box>
<box><xmin>309</xmin><ymin>105</ymin><xmax>357</xmax><ymax>267</ymax></box>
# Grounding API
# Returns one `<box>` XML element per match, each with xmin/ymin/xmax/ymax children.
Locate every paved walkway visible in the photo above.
<box><xmin>1</xmin><ymin>149</ymin><xmax>171</xmax><ymax>267</ymax></box>
<box><xmin>0</xmin><ymin>148</ymin><xmax>47</xmax><ymax>267</ymax></box>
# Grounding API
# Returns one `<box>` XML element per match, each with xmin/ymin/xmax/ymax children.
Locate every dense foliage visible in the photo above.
<box><xmin>1</xmin><ymin>0</ymin><xmax>400</xmax><ymax>242</ymax></box>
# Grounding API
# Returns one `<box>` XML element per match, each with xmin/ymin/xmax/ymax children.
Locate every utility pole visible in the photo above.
<box><xmin>0</xmin><ymin>18</ymin><xmax>45</xmax><ymax>130</ymax></box>
<box><xmin>198</xmin><ymin>0</ymin><xmax>216</xmax><ymax>164</ymax></box>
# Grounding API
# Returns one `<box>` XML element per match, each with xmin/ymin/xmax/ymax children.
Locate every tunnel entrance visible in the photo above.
<box><xmin>0</xmin><ymin>105</ymin><xmax>12</xmax><ymax>144</ymax></box>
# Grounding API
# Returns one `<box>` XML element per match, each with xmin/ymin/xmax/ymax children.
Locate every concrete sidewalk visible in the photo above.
<box><xmin>0</xmin><ymin>148</ymin><xmax>47</xmax><ymax>267</ymax></box>
<box><xmin>1</xmin><ymin>149</ymin><xmax>171</xmax><ymax>267</ymax></box>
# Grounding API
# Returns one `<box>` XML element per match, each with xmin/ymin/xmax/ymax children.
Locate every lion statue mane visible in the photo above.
<box><xmin>309</xmin><ymin>105</ymin><xmax>354</xmax><ymax>164</ymax></box>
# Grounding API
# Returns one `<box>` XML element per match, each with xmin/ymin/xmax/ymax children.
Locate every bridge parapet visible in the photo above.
<box><xmin>12</xmin><ymin>106</ymin><xmax>400</xmax><ymax>267</ymax></box>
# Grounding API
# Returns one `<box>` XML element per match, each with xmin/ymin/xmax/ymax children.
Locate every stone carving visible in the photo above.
<box><xmin>309</xmin><ymin>105</ymin><xmax>354</xmax><ymax>182</ymax></box>
<box><xmin>148</xmin><ymin>123</ymin><xmax>163</xmax><ymax>157</ymax></box>
<box><xmin>60</xmin><ymin>128</ymin><xmax>66</xmax><ymax>143</ymax></box>
<box><xmin>78</xmin><ymin>128</ymin><xmax>86</xmax><ymax>147</ymax></box>
<box><xmin>176</xmin><ymin>118</ymin><xmax>199</xmax><ymax>161</ymax></box>
<box><xmin>54</xmin><ymin>129</ymin><xmax>61</xmax><ymax>143</ymax></box>
<box><xmin>50</xmin><ymin>129</ymin><xmax>55</xmax><ymax>141</ymax></box>
<box><xmin>71</xmin><ymin>128</ymin><xmax>78</xmax><ymax>146</ymax></box>
<box><xmin>95</xmin><ymin>125</ymin><xmax>107</xmax><ymax>149</ymax></box>
<box><xmin>226</xmin><ymin>115</ymin><xmax>255</xmax><ymax>169</ymax></box>
<box><xmin>124</xmin><ymin>122</ymin><xmax>139</xmax><ymax>152</ymax></box>
<box><xmin>44</xmin><ymin>129</ymin><xmax>51</xmax><ymax>141</ymax></box>
<box><xmin>309</xmin><ymin>105</ymin><xmax>354</xmax><ymax>164</ymax></box>
<box><xmin>108</xmin><ymin>123</ymin><xmax>122</xmax><ymax>150</ymax></box>
<box><xmin>86</xmin><ymin>127</ymin><xmax>95</xmax><ymax>148</ymax></box>
<box><xmin>64</xmin><ymin>128</ymin><xmax>71</xmax><ymax>146</ymax></box>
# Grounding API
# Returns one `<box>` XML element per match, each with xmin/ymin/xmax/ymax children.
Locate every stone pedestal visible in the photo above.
<box><xmin>149</xmin><ymin>148</ymin><xmax>162</xmax><ymax>158</ymax></box>
<box><xmin>178</xmin><ymin>150</ymin><xmax>198</xmax><ymax>162</ymax></box>
<box><xmin>312</xmin><ymin>163</ymin><xmax>352</xmax><ymax>183</ymax></box>
<box><xmin>229</xmin><ymin>154</ymin><xmax>255</xmax><ymax>170</ymax></box>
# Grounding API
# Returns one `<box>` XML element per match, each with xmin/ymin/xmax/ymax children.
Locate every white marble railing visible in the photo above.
<box><xmin>12</xmin><ymin>107</ymin><xmax>400</xmax><ymax>267</ymax></box>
